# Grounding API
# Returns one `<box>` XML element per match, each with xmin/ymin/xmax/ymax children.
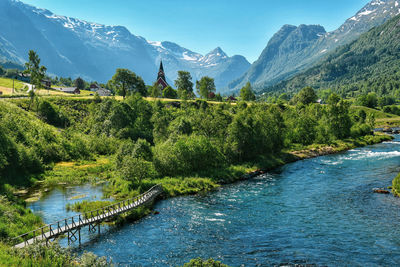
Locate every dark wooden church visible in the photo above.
<box><xmin>155</xmin><ymin>61</ymin><xmax>168</xmax><ymax>90</ymax></box>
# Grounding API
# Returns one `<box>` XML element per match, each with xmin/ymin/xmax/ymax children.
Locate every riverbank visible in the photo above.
<box><xmin>65</xmin><ymin>133</ymin><xmax>394</xmax><ymax>223</ymax></box>
<box><xmin>218</xmin><ymin>133</ymin><xmax>394</xmax><ymax>185</ymax></box>
<box><xmin>392</xmin><ymin>173</ymin><xmax>400</xmax><ymax>197</ymax></box>
<box><xmin>4</xmin><ymin>133</ymin><xmax>393</xmax><ymax>265</ymax></box>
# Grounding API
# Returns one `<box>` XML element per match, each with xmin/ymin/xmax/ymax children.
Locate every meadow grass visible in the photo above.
<box><xmin>40</xmin><ymin>156</ymin><xmax>114</xmax><ymax>187</ymax></box>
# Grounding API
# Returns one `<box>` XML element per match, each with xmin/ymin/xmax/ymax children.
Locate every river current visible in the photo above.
<box><xmin>30</xmin><ymin>136</ymin><xmax>400</xmax><ymax>266</ymax></box>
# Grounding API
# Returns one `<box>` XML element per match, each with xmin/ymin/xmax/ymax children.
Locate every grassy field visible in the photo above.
<box><xmin>351</xmin><ymin>106</ymin><xmax>400</xmax><ymax>127</ymax></box>
<box><xmin>39</xmin><ymin>156</ymin><xmax>114</xmax><ymax>187</ymax></box>
<box><xmin>0</xmin><ymin>78</ymin><xmax>25</xmax><ymax>94</ymax></box>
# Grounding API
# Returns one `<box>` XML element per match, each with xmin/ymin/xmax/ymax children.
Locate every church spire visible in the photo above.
<box><xmin>156</xmin><ymin>60</ymin><xmax>168</xmax><ymax>90</ymax></box>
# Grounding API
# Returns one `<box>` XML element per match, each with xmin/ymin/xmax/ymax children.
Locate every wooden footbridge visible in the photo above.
<box><xmin>12</xmin><ymin>184</ymin><xmax>163</xmax><ymax>248</ymax></box>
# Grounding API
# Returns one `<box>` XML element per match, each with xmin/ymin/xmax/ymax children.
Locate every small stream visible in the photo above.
<box><xmin>29</xmin><ymin>136</ymin><xmax>400</xmax><ymax>266</ymax></box>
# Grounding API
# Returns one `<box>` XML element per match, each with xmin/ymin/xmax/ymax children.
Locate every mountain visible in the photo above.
<box><xmin>226</xmin><ymin>0</ymin><xmax>400</xmax><ymax>94</ymax></box>
<box><xmin>260</xmin><ymin>13</ymin><xmax>400</xmax><ymax>98</ymax></box>
<box><xmin>0</xmin><ymin>0</ymin><xmax>250</xmax><ymax>89</ymax></box>
<box><xmin>145</xmin><ymin>43</ymin><xmax>250</xmax><ymax>89</ymax></box>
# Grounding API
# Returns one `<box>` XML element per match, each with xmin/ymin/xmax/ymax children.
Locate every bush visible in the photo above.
<box><xmin>38</xmin><ymin>100</ymin><xmax>68</xmax><ymax>127</ymax></box>
<box><xmin>153</xmin><ymin>135</ymin><xmax>225</xmax><ymax>176</ymax></box>
<box><xmin>120</xmin><ymin>157</ymin><xmax>157</xmax><ymax>183</ymax></box>
<box><xmin>183</xmin><ymin>258</ymin><xmax>230</xmax><ymax>267</ymax></box>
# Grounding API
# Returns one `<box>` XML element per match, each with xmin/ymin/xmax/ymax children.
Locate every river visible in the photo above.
<box><xmin>29</xmin><ymin>136</ymin><xmax>400</xmax><ymax>266</ymax></box>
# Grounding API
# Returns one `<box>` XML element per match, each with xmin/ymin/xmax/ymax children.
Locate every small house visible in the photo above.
<box><xmin>90</xmin><ymin>83</ymin><xmax>100</xmax><ymax>91</ymax></box>
<box><xmin>96</xmin><ymin>87</ymin><xmax>111</xmax><ymax>96</ymax></box>
<box><xmin>41</xmin><ymin>80</ymin><xmax>51</xmax><ymax>88</ymax></box>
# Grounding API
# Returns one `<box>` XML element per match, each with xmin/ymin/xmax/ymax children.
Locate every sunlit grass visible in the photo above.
<box><xmin>41</xmin><ymin>156</ymin><xmax>114</xmax><ymax>187</ymax></box>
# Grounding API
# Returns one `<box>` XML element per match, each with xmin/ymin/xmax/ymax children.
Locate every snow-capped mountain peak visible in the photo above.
<box><xmin>0</xmin><ymin>0</ymin><xmax>250</xmax><ymax>90</ymax></box>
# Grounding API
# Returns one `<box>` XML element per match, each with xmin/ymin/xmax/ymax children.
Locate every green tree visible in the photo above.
<box><xmin>25</xmin><ymin>50</ymin><xmax>47</xmax><ymax>90</ymax></box>
<box><xmin>109</xmin><ymin>68</ymin><xmax>146</xmax><ymax>98</ymax></box>
<box><xmin>74</xmin><ymin>77</ymin><xmax>85</xmax><ymax>90</ymax></box>
<box><xmin>0</xmin><ymin>66</ymin><xmax>5</xmax><ymax>76</ymax></box>
<box><xmin>162</xmin><ymin>86</ymin><xmax>178</xmax><ymax>99</ymax></box>
<box><xmin>240</xmin><ymin>82</ymin><xmax>256</xmax><ymax>101</ymax></box>
<box><xmin>356</xmin><ymin>93</ymin><xmax>378</xmax><ymax>108</ymax></box>
<box><xmin>214</xmin><ymin>93</ymin><xmax>223</xmax><ymax>102</ymax></box>
<box><xmin>175</xmin><ymin>71</ymin><xmax>194</xmax><ymax>99</ymax></box>
<box><xmin>149</xmin><ymin>82</ymin><xmax>162</xmax><ymax>98</ymax></box>
<box><xmin>295</xmin><ymin>86</ymin><xmax>317</xmax><ymax>105</ymax></box>
<box><xmin>196</xmin><ymin>76</ymin><xmax>216</xmax><ymax>99</ymax></box>
<box><xmin>327</xmin><ymin>93</ymin><xmax>352</xmax><ymax>139</ymax></box>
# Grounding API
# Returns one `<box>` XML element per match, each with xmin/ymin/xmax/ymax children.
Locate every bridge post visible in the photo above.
<box><xmin>78</xmin><ymin>228</ymin><xmax>81</xmax><ymax>245</ymax></box>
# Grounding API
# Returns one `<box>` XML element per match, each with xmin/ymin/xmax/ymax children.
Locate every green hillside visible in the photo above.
<box><xmin>261</xmin><ymin>14</ymin><xmax>400</xmax><ymax>98</ymax></box>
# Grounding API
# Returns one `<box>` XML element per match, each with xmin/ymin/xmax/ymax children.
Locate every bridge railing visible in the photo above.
<box><xmin>11</xmin><ymin>184</ymin><xmax>163</xmax><ymax>247</ymax></box>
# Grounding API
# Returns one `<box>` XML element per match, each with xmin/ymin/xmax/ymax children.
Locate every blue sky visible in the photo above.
<box><xmin>22</xmin><ymin>0</ymin><xmax>370</xmax><ymax>63</ymax></box>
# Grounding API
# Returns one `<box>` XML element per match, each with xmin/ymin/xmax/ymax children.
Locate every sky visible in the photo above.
<box><xmin>22</xmin><ymin>0</ymin><xmax>371</xmax><ymax>63</ymax></box>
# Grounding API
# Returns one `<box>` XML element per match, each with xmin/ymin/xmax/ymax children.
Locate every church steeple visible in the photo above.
<box><xmin>156</xmin><ymin>60</ymin><xmax>168</xmax><ymax>90</ymax></box>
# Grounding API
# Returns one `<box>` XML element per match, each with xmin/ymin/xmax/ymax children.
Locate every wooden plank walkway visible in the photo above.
<box><xmin>13</xmin><ymin>184</ymin><xmax>163</xmax><ymax>248</ymax></box>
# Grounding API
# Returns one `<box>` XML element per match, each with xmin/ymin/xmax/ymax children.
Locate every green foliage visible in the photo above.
<box><xmin>285</xmin><ymin>105</ymin><xmax>318</xmax><ymax>145</ymax></box>
<box><xmin>293</xmin><ymin>86</ymin><xmax>317</xmax><ymax>105</ymax></box>
<box><xmin>214</xmin><ymin>93</ymin><xmax>223</xmax><ymax>102</ymax></box>
<box><xmin>162</xmin><ymin>86</ymin><xmax>178</xmax><ymax>99</ymax></box>
<box><xmin>37</xmin><ymin>100</ymin><xmax>68</xmax><ymax>127</ymax></box>
<box><xmin>149</xmin><ymin>82</ymin><xmax>162</xmax><ymax>98</ymax></box>
<box><xmin>0</xmin><ymin>101</ymin><xmax>93</xmax><ymax>185</ymax></box>
<box><xmin>86</xmin><ymin>96</ymin><xmax>153</xmax><ymax>142</ymax></box>
<box><xmin>225</xmin><ymin>105</ymin><xmax>285</xmax><ymax>162</ymax></box>
<box><xmin>0</xmin><ymin>242</ymin><xmax>110</xmax><ymax>266</ymax></box>
<box><xmin>392</xmin><ymin>172</ymin><xmax>400</xmax><ymax>197</ymax></box>
<box><xmin>120</xmin><ymin>157</ymin><xmax>156</xmax><ymax>183</ymax></box>
<box><xmin>108</xmin><ymin>68</ymin><xmax>146</xmax><ymax>98</ymax></box>
<box><xmin>327</xmin><ymin>93</ymin><xmax>352</xmax><ymax>139</ymax></box>
<box><xmin>239</xmin><ymin>82</ymin><xmax>256</xmax><ymax>101</ymax></box>
<box><xmin>183</xmin><ymin>258</ymin><xmax>230</xmax><ymax>267</ymax></box>
<box><xmin>74</xmin><ymin>77</ymin><xmax>85</xmax><ymax>90</ymax></box>
<box><xmin>175</xmin><ymin>71</ymin><xmax>194</xmax><ymax>99</ymax></box>
<box><xmin>0</xmin><ymin>196</ymin><xmax>42</xmax><ymax>242</ymax></box>
<box><xmin>153</xmin><ymin>135</ymin><xmax>225</xmax><ymax>177</ymax></box>
<box><xmin>66</xmin><ymin>200</ymin><xmax>113</xmax><ymax>215</ymax></box>
<box><xmin>25</xmin><ymin>50</ymin><xmax>46</xmax><ymax>90</ymax></box>
<box><xmin>196</xmin><ymin>76</ymin><xmax>216</xmax><ymax>99</ymax></box>
<box><xmin>356</xmin><ymin>93</ymin><xmax>378</xmax><ymax>108</ymax></box>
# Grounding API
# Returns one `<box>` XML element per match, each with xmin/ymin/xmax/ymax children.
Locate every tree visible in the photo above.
<box><xmin>109</xmin><ymin>68</ymin><xmax>146</xmax><ymax>98</ymax></box>
<box><xmin>74</xmin><ymin>77</ymin><xmax>85</xmax><ymax>90</ymax></box>
<box><xmin>196</xmin><ymin>76</ymin><xmax>216</xmax><ymax>99</ymax></box>
<box><xmin>162</xmin><ymin>86</ymin><xmax>178</xmax><ymax>99</ymax></box>
<box><xmin>215</xmin><ymin>93</ymin><xmax>223</xmax><ymax>102</ymax></box>
<box><xmin>295</xmin><ymin>86</ymin><xmax>317</xmax><ymax>105</ymax></box>
<box><xmin>327</xmin><ymin>93</ymin><xmax>352</xmax><ymax>139</ymax></box>
<box><xmin>175</xmin><ymin>71</ymin><xmax>193</xmax><ymax>99</ymax></box>
<box><xmin>239</xmin><ymin>82</ymin><xmax>256</xmax><ymax>101</ymax></box>
<box><xmin>149</xmin><ymin>82</ymin><xmax>162</xmax><ymax>98</ymax></box>
<box><xmin>0</xmin><ymin>66</ymin><xmax>4</xmax><ymax>76</ymax></box>
<box><xmin>25</xmin><ymin>50</ymin><xmax>47</xmax><ymax>90</ymax></box>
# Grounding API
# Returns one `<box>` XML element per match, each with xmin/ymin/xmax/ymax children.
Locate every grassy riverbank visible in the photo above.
<box><xmin>66</xmin><ymin>133</ymin><xmax>393</xmax><ymax>216</ymax></box>
<box><xmin>392</xmin><ymin>173</ymin><xmax>400</xmax><ymax>197</ymax></box>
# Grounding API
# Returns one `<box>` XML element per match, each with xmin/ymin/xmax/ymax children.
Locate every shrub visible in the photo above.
<box><xmin>153</xmin><ymin>135</ymin><xmax>225</xmax><ymax>176</ymax></box>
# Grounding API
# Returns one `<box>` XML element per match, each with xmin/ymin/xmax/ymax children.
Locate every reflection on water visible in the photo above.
<box><xmin>30</xmin><ymin>136</ymin><xmax>400</xmax><ymax>266</ymax></box>
<box><xmin>28</xmin><ymin>184</ymin><xmax>112</xmax><ymax>247</ymax></box>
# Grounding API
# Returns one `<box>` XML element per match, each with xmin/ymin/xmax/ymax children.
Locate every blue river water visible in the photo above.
<box><xmin>30</xmin><ymin>136</ymin><xmax>400</xmax><ymax>266</ymax></box>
